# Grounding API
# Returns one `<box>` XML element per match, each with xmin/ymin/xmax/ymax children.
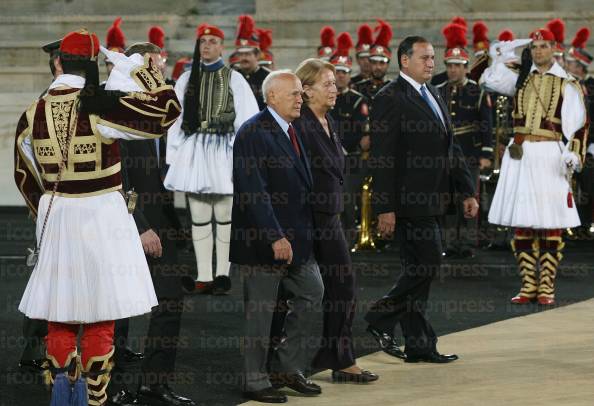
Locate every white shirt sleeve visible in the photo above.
<box><xmin>165</xmin><ymin>71</ymin><xmax>190</xmax><ymax>165</ymax></box>
<box><xmin>21</xmin><ymin>134</ymin><xmax>42</xmax><ymax>182</ymax></box>
<box><xmin>230</xmin><ymin>70</ymin><xmax>260</xmax><ymax>136</ymax></box>
<box><xmin>95</xmin><ymin>123</ymin><xmax>156</xmax><ymax>141</ymax></box>
<box><xmin>479</xmin><ymin>61</ymin><xmax>519</xmax><ymax>97</ymax></box>
<box><xmin>561</xmin><ymin>81</ymin><xmax>587</xmax><ymax>143</ymax></box>
<box><xmin>98</xmin><ymin>51</ymin><xmax>167</xmax><ymax>141</ymax></box>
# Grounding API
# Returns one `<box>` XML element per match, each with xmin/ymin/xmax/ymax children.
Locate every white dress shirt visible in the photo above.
<box><xmin>267</xmin><ymin>106</ymin><xmax>291</xmax><ymax>140</ymax></box>
<box><xmin>399</xmin><ymin>71</ymin><xmax>446</xmax><ymax>127</ymax></box>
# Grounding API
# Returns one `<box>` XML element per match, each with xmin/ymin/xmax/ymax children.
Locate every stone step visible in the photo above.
<box><xmin>1</xmin><ymin>11</ymin><xmax>592</xmax><ymax>45</ymax></box>
<box><xmin>0</xmin><ymin>15</ymin><xmax>237</xmax><ymax>44</ymax></box>
<box><xmin>0</xmin><ymin>0</ymin><xmax>254</xmax><ymax>16</ymax></box>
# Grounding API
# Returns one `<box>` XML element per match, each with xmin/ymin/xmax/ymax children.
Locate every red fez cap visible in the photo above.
<box><xmin>197</xmin><ymin>24</ymin><xmax>225</xmax><ymax>40</ymax></box>
<box><xmin>60</xmin><ymin>29</ymin><xmax>100</xmax><ymax>59</ymax></box>
<box><xmin>529</xmin><ymin>28</ymin><xmax>555</xmax><ymax>42</ymax></box>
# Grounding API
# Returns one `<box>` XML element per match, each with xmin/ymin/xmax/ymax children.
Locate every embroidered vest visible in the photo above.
<box><xmin>31</xmin><ymin>88</ymin><xmax>122</xmax><ymax>197</ymax></box>
<box><xmin>197</xmin><ymin>66</ymin><xmax>236</xmax><ymax>134</ymax></box>
<box><xmin>513</xmin><ymin>73</ymin><xmax>567</xmax><ymax>139</ymax></box>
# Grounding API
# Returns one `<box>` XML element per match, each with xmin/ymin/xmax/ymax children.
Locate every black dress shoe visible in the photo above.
<box><xmin>18</xmin><ymin>358</ymin><xmax>46</xmax><ymax>372</ymax></box>
<box><xmin>331</xmin><ymin>369</ymin><xmax>379</xmax><ymax>383</ymax></box>
<box><xmin>109</xmin><ymin>389</ymin><xmax>147</xmax><ymax>406</ymax></box>
<box><xmin>366</xmin><ymin>325</ymin><xmax>407</xmax><ymax>359</ymax></box>
<box><xmin>122</xmin><ymin>347</ymin><xmax>145</xmax><ymax>362</ymax></box>
<box><xmin>405</xmin><ymin>352</ymin><xmax>459</xmax><ymax>364</ymax></box>
<box><xmin>211</xmin><ymin>275</ymin><xmax>231</xmax><ymax>295</ymax></box>
<box><xmin>137</xmin><ymin>384</ymin><xmax>195</xmax><ymax>405</ymax></box>
<box><xmin>243</xmin><ymin>387</ymin><xmax>287</xmax><ymax>403</ymax></box>
<box><xmin>270</xmin><ymin>373</ymin><xmax>321</xmax><ymax>395</ymax></box>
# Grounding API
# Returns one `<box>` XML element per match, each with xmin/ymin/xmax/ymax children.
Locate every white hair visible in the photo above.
<box><xmin>261</xmin><ymin>69</ymin><xmax>295</xmax><ymax>104</ymax></box>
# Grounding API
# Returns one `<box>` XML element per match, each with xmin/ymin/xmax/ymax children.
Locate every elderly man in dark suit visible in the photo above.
<box><xmin>365</xmin><ymin>36</ymin><xmax>479</xmax><ymax>363</ymax></box>
<box><xmin>231</xmin><ymin>70</ymin><xmax>324</xmax><ymax>403</ymax></box>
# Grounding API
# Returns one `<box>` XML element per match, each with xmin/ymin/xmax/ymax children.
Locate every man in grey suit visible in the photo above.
<box><xmin>231</xmin><ymin>70</ymin><xmax>324</xmax><ymax>403</ymax></box>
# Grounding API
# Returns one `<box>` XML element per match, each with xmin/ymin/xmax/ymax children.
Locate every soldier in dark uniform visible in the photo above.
<box><xmin>469</xmin><ymin>21</ymin><xmax>490</xmax><ymax>82</ymax></box>
<box><xmin>236</xmin><ymin>15</ymin><xmax>270</xmax><ymax>110</ymax></box>
<box><xmin>318</xmin><ymin>25</ymin><xmax>336</xmax><ymax>62</ymax></box>
<box><xmin>329</xmin><ymin>32</ymin><xmax>370</xmax><ymax>245</ymax></box>
<box><xmin>256</xmin><ymin>27</ymin><xmax>275</xmax><ymax>71</ymax></box>
<box><xmin>354</xmin><ymin>19</ymin><xmax>392</xmax><ymax>101</ymax></box>
<box><xmin>431</xmin><ymin>16</ymin><xmax>467</xmax><ymax>86</ymax></box>
<box><xmin>350</xmin><ymin>23</ymin><xmax>373</xmax><ymax>86</ymax></box>
<box><xmin>438</xmin><ymin>22</ymin><xmax>493</xmax><ymax>257</ymax></box>
<box><xmin>566</xmin><ymin>27</ymin><xmax>594</xmax><ymax>235</ymax></box>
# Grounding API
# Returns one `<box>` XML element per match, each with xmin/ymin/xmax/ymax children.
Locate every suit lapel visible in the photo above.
<box><xmin>427</xmin><ymin>84</ymin><xmax>454</xmax><ymax>144</ymax></box>
<box><xmin>264</xmin><ymin>111</ymin><xmax>312</xmax><ymax>188</ymax></box>
<box><xmin>295</xmin><ymin>130</ymin><xmax>313</xmax><ymax>187</ymax></box>
<box><xmin>398</xmin><ymin>76</ymin><xmax>440</xmax><ymax>123</ymax></box>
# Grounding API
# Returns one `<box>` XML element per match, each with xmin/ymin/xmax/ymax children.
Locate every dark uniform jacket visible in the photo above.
<box><xmin>329</xmin><ymin>88</ymin><xmax>369</xmax><ymax>153</ymax></box>
<box><xmin>353</xmin><ymin>77</ymin><xmax>390</xmax><ymax>102</ymax></box>
<box><xmin>437</xmin><ymin>78</ymin><xmax>493</xmax><ymax>167</ymax></box>
<box><xmin>350</xmin><ymin>73</ymin><xmax>367</xmax><ymax>87</ymax></box>
<box><xmin>241</xmin><ymin>67</ymin><xmax>270</xmax><ymax>111</ymax></box>
<box><xmin>582</xmin><ymin>76</ymin><xmax>594</xmax><ymax>142</ymax></box>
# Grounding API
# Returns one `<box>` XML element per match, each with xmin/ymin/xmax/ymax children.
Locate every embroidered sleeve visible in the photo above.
<box><xmin>14</xmin><ymin>103</ymin><xmax>44</xmax><ymax>218</ymax></box>
<box><xmin>96</xmin><ymin>55</ymin><xmax>182</xmax><ymax>140</ymax></box>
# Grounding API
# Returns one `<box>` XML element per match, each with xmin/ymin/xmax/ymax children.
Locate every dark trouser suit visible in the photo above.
<box><xmin>141</xmin><ymin>297</ymin><xmax>184</xmax><ymax>385</ymax></box>
<box><xmin>577</xmin><ymin>153</ymin><xmax>594</xmax><ymax>226</ymax></box>
<box><xmin>141</xmin><ymin>253</ymin><xmax>184</xmax><ymax>386</ymax></box>
<box><xmin>311</xmin><ymin>212</ymin><xmax>357</xmax><ymax>371</ymax></box>
<box><xmin>109</xmin><ymin>251</ymin><xmax>184</xmax><ymax>393</ymax></box>
<box><xmin>365</xmin><ymin>216</ymin><xmax>442</xmax><ymax>356</ymax></box>
<box><xmin>241</xmin><ymin>257</ymin><xmax>323</xmax><ymax>392</ymax></box>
